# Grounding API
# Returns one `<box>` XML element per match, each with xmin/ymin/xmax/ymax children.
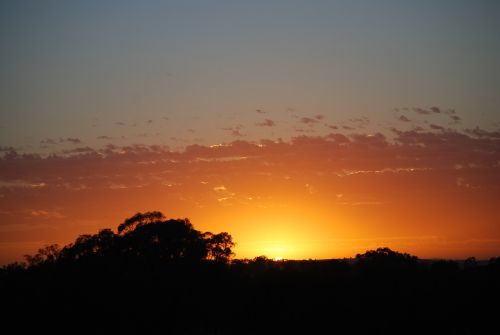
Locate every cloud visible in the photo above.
<box><xmin>399</xmin><ymin>115</ymin><xmax>411</xmax><ymax>122</ymax></box>
<box><xmin>2</xmin><ymin>130</ymin><xmax>500</xmax><ymax>249</ymax></box>
<box><xmin>430</xmin><ymin>124</ymin><xmax>445</xmax><ymax>131</ymax></box>
<box><xmin>62</xmin><ymin>146</ymin><xmax>96</xmax><ymax>154</ymax></box>
<box><xmin>40</xmin><ymin>138</ymin><xmax>58</xmax><ymax>145</ymax></box>
<box><xmin>97</xmin><ymin>136</ymin><xmax>113</xmax><ymax>140</ymax></box>
<box><xmin>300</xmin><ymin>117</ymin><xmax>318</xmax><ymax>125</ymax></box>
<box><xmin>314</xmin><ymin>114</ymin><xmax>325</xmax><ymax>121</ymax></box>
<box><xmin>65</xmin><ymin>137</ymin><xmax>81</xmax><ymax>144</ymax></box>
<box><xmin>256</xmin><ymin>119</ymin><xmax>276</xmax><ymax>127</ymax></box>
<box><xmin>294</xmin><ymin>127</ymin><xmax>314</xmax><ymax>133</ymax></box>
<box><xmin>30</xmin><ymin>210</ymin><xmax>65</xmax><ymax>219</ymax></box>
<box><xmin>412</xmin><ymin>107</ymin><xmax>436</xmax><ymax>115</ymax></box>
<box><xmin>115</xmin><ymin>122</ymin><xmax>126</xmax><ymax>126</ymax></box>
<box><xmin>231</xmin><ymin>130</ymin><xmax>244</xmax><ymax>137</ymax></box>
<box><xmin>255</xmin><ymin>109</ymin><xmax>266</xmax><ymax>114</ymax></box>
<box><xmin>326</xmin><ymin>133</ymin><xmax>350</xmax><ymax>143</ymax></box>
<box><xmin>450</xmin><ymin>115</ymin><xmax>461</xmax><ymax>123</ymax></box>
<box><xmin>465</xmin><ymin>127</ymin><xmax>500</xmax><ymax>139</ymax></box>
<box><xmin>222</xmin><ymin>126</ymin><xmax>244</xmax><ymax>137</ymax></box>
<box><xmin>40</xmin><ymin>137</ymin><xmax>82</xmax><ymax>145</ymax></box>
<box><xmin>412</xmin><ymin>108</ymin><xmax>432</xmax><ymax>115</ymax></box>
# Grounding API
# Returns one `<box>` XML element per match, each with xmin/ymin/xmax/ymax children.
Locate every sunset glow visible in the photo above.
<box><xmin>1</xmin><ymin>1</ymin><xmax>500</xmax><ymax>265</ymax></box>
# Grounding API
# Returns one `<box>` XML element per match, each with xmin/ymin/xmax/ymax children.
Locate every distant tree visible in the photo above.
<box><xmin>24</xmin><ymin>244</ymin><xmax>61</xmax><ymax>266</ymax></box>
<box><xmin>16</xmin><ymin>211</ymin><xmax>236</xmax><ymax>268</ymax></box>
<box><xmin>117</xmin><ymin>211</ymin><xmax>166</xmax><ymax>235</ymax></box>
<box><xmin>122</xmin><ymin>218</ymin><xmax>208</xmax><ymax>261</ymax></box>
<box><xmin>355</xmin><ymin>247</ymin><xmax>418</xmax><ymax>270</ymax></box>
<box><xmin>204</xmin><ymin>232</ymin><xmax>235</xmax><ymax>262</ymax></box>
<box><xmin>464</xmin><ymin>257</ymin><xmax>478</xmax><ymax>269</ymax></box>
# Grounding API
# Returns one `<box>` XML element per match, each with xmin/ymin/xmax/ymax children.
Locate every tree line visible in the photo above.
<box><xmin>2</xmin><ymin>211</ymin><xmax>500</xmax><ymax>334</ymax></box>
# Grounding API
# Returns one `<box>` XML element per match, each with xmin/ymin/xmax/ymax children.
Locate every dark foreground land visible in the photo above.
<box><xmin>2</xmin><ymin>213</ymin><xmax>500</xmax><ymax>334</ymax></box>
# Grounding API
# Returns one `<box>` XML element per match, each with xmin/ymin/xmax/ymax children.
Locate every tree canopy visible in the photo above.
<box><xmin>26</xmin><ymin>211</ymin><xmax>235</xmax><ymax>266</ymax></box>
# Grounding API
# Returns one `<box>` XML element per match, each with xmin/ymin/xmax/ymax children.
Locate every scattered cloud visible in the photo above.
<box><xmin>30</xmin><ymin>210</ymin><xmax>65</xmax><ymax>219</ymax></box>
<box><xmin>40</xmin><ymin>137</ymin><xmax>82</xmax><ymax>145</ymax></box>
<box><xmin>300</xmin><ymin>117</ymin><xmax>318</xmax><ymax>125</ymax></box>
<box><xmin>399</xmin><ymin>115</ymin><xmax>411</xmax><ymax>122</ymax></box>
<box><xmin>222</xmin><ymin>125</ymin><xmax>245</xmax><ymax>137</ymax></box>
<box><xmin>256</xmin><ymin>119</ymin><xmax>276</xmax><ymax>127</ymax></box>
<box><xmin>97</xmin><ymin>136</ymin><xmax>113</xmax><ymax>140</ymax></box>
<box><xmin>465</xmin><ymin>127</ymin><xmax>500</xmax><ymax>139</ymax></box>
<box><xmin>430</xmin><ymin>124</ymin><xmax>445</xmax><ymax>131</ymax></box>
<box><xmin>255</xmin><ymin>109</ymin><xmax>266</xmax><ymax>114</ymax></box>
<box><xmin>62</xmin><ymin>146</ymin><xmax>96</xmax><ymax>154</ymax></box>
<box><xmin>40</xmin><ymin>138</ymin><xmax>58</xmax><ymax>145</ymax></box>
<box><xmin>65</xmin><ymin>137</ymin><xmax>81</xmax><ymax>144</ymax></box>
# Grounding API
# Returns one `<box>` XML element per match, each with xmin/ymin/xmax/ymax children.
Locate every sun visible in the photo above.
<box><xmin>274</xmin><ymin>256</ymin><xmax>283</xmax><ymax>261</ymax></box>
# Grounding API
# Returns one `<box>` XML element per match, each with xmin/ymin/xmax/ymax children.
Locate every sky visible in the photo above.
<box><xmin>1</xmin><ymin>1</ymin><xmax>500</xmax><ymax>264</ymax></box>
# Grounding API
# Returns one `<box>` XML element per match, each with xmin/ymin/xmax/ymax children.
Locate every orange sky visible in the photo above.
<box><xmin>1</xmin><ymin>2</ymin><xmax>500</xmax><ymax>265</ymax></box>
<box><xmin>1</xmin><ymin>127</ymin><xmax>500</xmax><ymax>264</ymax></box>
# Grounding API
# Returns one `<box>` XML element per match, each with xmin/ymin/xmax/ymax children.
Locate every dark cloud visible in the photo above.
<box><xmin>429</xmin><ymin>107</ymin><xmax>441</xmax><ymax>114</ymax></box>
<box><xmin>326</xmin><ymin>124</ymin><xmax>338</xmax><ymax>130</ymax></box>
<box><xmin>115</xmin><ymin>122</ymin><xmax>126</xmax><ymax>126</ymax></box>
<box><xmin>0</xmin><ymin>146</ymin><xmax>16</xmax><ymax>152</ymax></box>
<box><xmin>256</xmin><ymin>119</ymin><xmax>276</xmax><ymax>127</ymax></box>
<box><xmin>62</xmin><ymin>146</ymin><xmax>96</xmax><ymax>154</ymax></box>
<box><xmin>326</xmin><ymin>133</ymin><xmax>350</xmax><ymax>143</ymax></box>
<box><xmin>430</xmin><ymin>124</ymin><xmax>445</xmax><ymax>131</ymax></box>
<box><xmin>349</xmin><ymin>117</ymin><xmax>369</xmax><ymax>124</ymax></box>
<box><xmin>40</xmin><ymin>137</ymin><xmax>81</xmax><ymax>145</ymax></box>
<box><xmin>40</xmin><ymin>138</ymin><xmax>58</xmax><ymax>145</ymax></box>
<box><xmin>294</xmin><ymin>127</ymin><xmax>313</xmax><ymax>133</ymax></box>
<box><xmin>315</xmin><ymin>114</ymin><xmax>325</xmax><ymax>120</ymax></box>
<box><xmin>97</xmin><ymin>136</ymin><xmax>113</xmax><ymax>140</ymax></box>
<box><xmin>399</xmin><ymin>115</ymin><xmax>411</xmax><ymax>122</ymax></box>
<box><xmin>231</xmin><ymin>130</ymin><xmax>244</xmax><ymax>137</ymax></box>
<box><xmin>300</xmin><ymin>117</ymin><xmax>318</xmax><ymax>125</ymax></box>
<box><xmin>65</xmin><ymin>137</ymin><xmax>81</xmax><ymax>144</ymax></box>
<box><xmin>255</xmin><ymin>109</ymin><xmax>266</xmax><ymax>114</ymax></box>
<box><xmin>147</xmin><ymin>120</ymin><xmax>153</xmax><ymax>124</ymax></box>
<box><xmin>342</xmin><ymin>125</ymin><xmax>355</xmax><ymax>130</ymax></box>
<box><xmin>450</xmin><ymin>115</ymin><xmax>461</xmax><ymax>123</ymax></box>
<box><xmin>412</xmin><ymin>108</ymin><xmax>433</xmax><ymax>115</ymax></box>
<box><xmin>465</xmin><ymin>127</ymin><xmax>500</xmax><ymax>139</ymax></box>
<box><xmin>222</xmin><ymin>125</ymin><xmax>245</xmax><ymax>137</ymax></box>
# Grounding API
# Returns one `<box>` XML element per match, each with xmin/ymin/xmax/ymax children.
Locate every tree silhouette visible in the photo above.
<box><xmin>3</xmin><ymin>213</ymin><xmax>500</xmax><ymax>334</ymax></box>
<box><xmin>204</xmin><ymin>232</ymin><xmax>235</xmax><ymax>262</ymax></box>
<box><xmin>29</xmin><ymin>211</ymin><xmax>236</xmax><ymax>265</ymax></box>
<box><xmin>24</xmin><ymin>244</ymin><xmax>61</xmax><ymax>266</ymax></box>
<box><xmin>117</xmin><ymin>211</ymin><xmax>166</xmax><ymax>234</ymax></box>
